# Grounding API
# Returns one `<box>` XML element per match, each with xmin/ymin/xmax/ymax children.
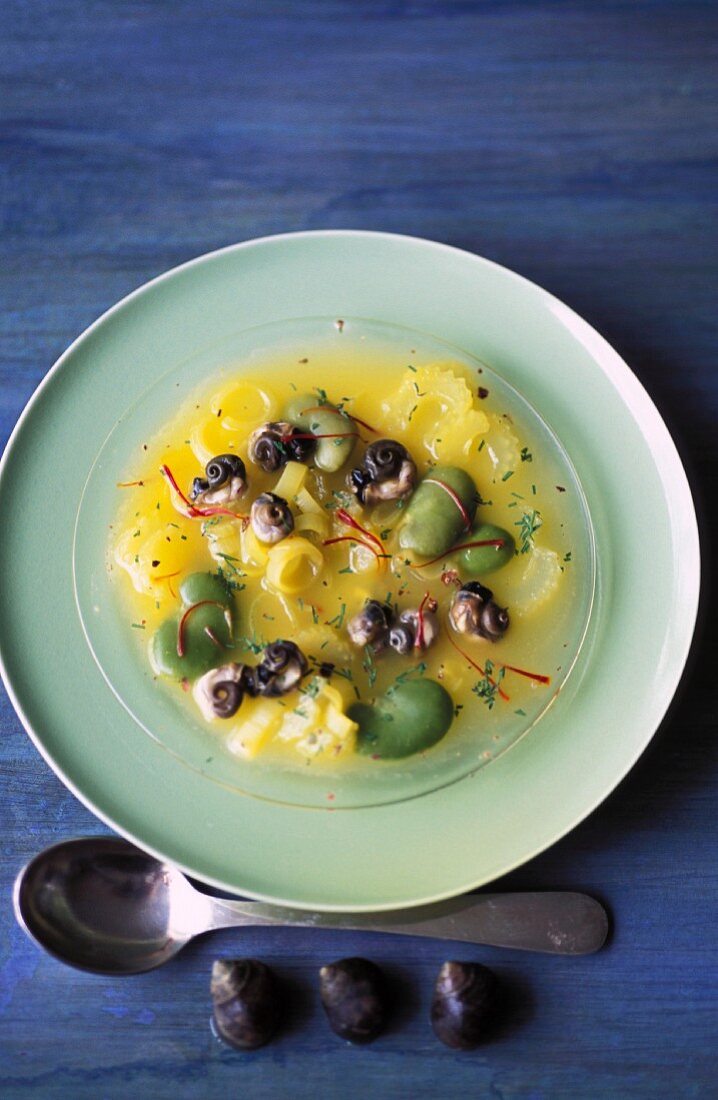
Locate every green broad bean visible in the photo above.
<box><xmin>350</xmin><ymin>679</ymin><xmax>454</xmax><ymax>759</ymax></box>
<box><xmin>150</xmin><ymin>571</ymin><xmax>235</xmax><ymax>680</ymax></box>
<box><xmin>398</xmin><ymin>465</ymin><xmax>478</xmax><ymax>559</ymax></box>
<box><xmin>286</xmin><ymin>393</ymin><xmax>356</xmax><ymax>472</ymax></box>
<box><xmin>459</xmin><ymin>522</ymin><xmax>515</xmax><ymax>576</ymax></box>
<box><xmin>179</xmin><ymin>571</ymin><xmax>234</xmax><ymax>607</ymax></box>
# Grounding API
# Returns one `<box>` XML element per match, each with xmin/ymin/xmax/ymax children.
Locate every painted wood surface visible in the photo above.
<box><xmin>1</xmin><ymin>3</ymin><xmax>716</xmax><ymax>1097</ymax></box>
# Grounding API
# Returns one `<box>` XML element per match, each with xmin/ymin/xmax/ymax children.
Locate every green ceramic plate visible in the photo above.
<box><xmin>0</xmin><ymin>231</ymin><xmax>699</xmax><ymax>910</ymax></box>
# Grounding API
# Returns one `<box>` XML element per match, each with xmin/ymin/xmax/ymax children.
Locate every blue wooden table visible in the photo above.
<box><xmin>2</xmin><ymin>3</ymin><xmax>716</xmax><ymax>1096</ymax></box>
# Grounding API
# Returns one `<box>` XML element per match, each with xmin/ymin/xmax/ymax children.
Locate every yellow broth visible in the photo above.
<box><xmin>110</xmin><ymin>341</ymin><xmax>592</xmax><ymax>772</ymax></box>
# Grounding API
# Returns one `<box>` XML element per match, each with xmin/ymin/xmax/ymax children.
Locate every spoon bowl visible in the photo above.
<box><xmin>13</xmin><ymin>836</ymin><xmax>204</xmax><ymax>974</ymax></box>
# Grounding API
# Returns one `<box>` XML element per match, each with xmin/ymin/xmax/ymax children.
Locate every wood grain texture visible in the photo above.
<box><xmin>1</xmin><ymin>2</ymin><xmax>716</xmax><ymax>1097</ymax></box>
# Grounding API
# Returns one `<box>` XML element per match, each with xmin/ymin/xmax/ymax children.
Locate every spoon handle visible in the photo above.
<box><xmin>205</xmin><ymin>891</ymin><xmax>609</xmax><ymax>955</ymax></box>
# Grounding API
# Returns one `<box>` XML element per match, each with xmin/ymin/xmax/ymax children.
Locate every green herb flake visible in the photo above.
<box><xmin>407</xmin><ymin>404</ymin><xmax>418</xmax><ymax>422</ymax></box>
<box><xmin>477</xmin><ymin>439</ymin><xmax>485</xmax><ymax>452</ymax></box>
<box><xmin>564</xmin><ymin>551</ymin><xmax>572</xmax><ymax>562</ymax></box>
<box><xmin>363</xmin><ymin>647</ymin><xmax>377</xmax><ymax>689</ymax></box>
<box><xmin>531</xmin><ymin>484</ymin><xmax>537</xmax><ymax>496</ymax></box>
<box><xmin>515</xmin><ymin>708</ymin><xmax>527</xmax><ymax>716</ymax></box>
<box><xmin>520</xmin><ymin>447</ymin><xmax>533</xmax><ymax>462</ymax></box>
<box><xmin>311</xmin><ymin>605</ymin><xmax>320</xmax><ymax>624</ymax></box>
<box><xmin>501</xmin><ymin>470</ymin><xmax>515</xmax><ymax>482</ymax></box>
<box><xmin>338</xmin><ymin>565</ymin><xmax>354</xmax><ymax>574</ymax></box>
<box><xmin>325</xmin><ymin>603</ymin><xmax>347</xmax><ymax>630</ymax></box>
<box><xmin>380</xmin><ymin>528</ymin><xmax>392</xmax><ymax>540</ymax></box>
<box><xmin>515</xmin><ymin>509</ymin><xmax>543</xmax><ymax>553</ymax></box>
<box><xmin>131</xmin><ymin>622</ymin><xmax>145</xmax><ymax>630</ymax></box>
<box><xmin>407</xmin><ymin>364</ymin><xmax>417</xmax><ymax>372</ymax></box>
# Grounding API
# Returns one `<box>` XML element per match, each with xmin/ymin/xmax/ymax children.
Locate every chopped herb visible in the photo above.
<box><xmin>472</xmin><ymin>661</ymin><xmax>505</xmax><ymax>709</ymax></box>
<box><xmin>454</xmin><ymin>703</ymin><xmax>464</xmax><ymax>717</ymax></box>
<box><xmin>515</xmin><ymin>509</ymin><xmax>543</xmax><ymax>553</ymax></box>
<box><xmin>478</xmin><ymin>439</ymin><xmax>485</xmax><ymax>452</ymax></box>
<box><xmin>386</xmin><ymin>662</ymin><xmax>427</xmax><ymax>695</ymax></box>
<box><xmin>515</xmin><ymin>708</ymin><xmax>527</xmax><ymax>716</ymax></box>
<box><xmin>325</xmin><ymin>603</ymin><xmax>347</xmax><ymax>629</ymax></box>
<box><xmin>531</xmin><ymin>484</ymin><xmax>537</xmax><ymax>495</ymax></box>
<box><xmin>311</xmin><ymin>605</ymin><xmax>320</xmax><ymax>624</ymax></box>
<box><xmin>520</xmin><ymin>447</ymin><xmax>533</xmax><ymax>462</ymax></box>
<box><xmin>131</xmin><ymin>622</ymin><xmax>145</xmax><ymax>630</ymax></box>
<box><xmin>380</xmin><ymin>528</ymin><xmax>392</xmax><ymax>540</ymax></box>
<box><xmin>215</xmin><ymin>565</ymin><xmax>246</xmax><ymax>593</ymax></box>
<box><xmin>362</xmin><ymin>647</ymin><xmax>377</xmax><ymax>688</ymax></box>
<box><xmin>407</xmin><ymin>364</ymin><xmax>417</xmax><ymax>372</ymax></box>
<box><xmin>180</xmin><ymin>534</ymin><xmax>187</xmax><ymax>541</ymax></box>
<box><xmin>407</xmin><ymin>404</ymin><xmax>417</xmax><ymax>422</ymax></box>
<box><xmin>133</xmin><ymin>529</ymin><xmax>141</xmax><ymax>538</ymax></box>
<box><xmin>290</xmin><ymin>380</ymin><xmax>298</xmax><ymax>388</ymax></box>
<box><xmin>501</xmin><ymin>470</ymin><xmax>515</xmax><ymax>482</ymax></box>
<box><xmin>334</xmin><ymin>667</ymin><xmax>354</xmax><ymax>682</ymax></box>
<box><xmin>338</xmin><ymin>565</ymin><xmax>354</xmax><ymax>574</ymax></box>
<box><xmin>564</xmin><ymin>551</ymin><xmax>572</xmax><ymax>562</ymax></box>
<box><xmin>556</xmin><ymin>485</ymin><xmax>566</xmax><ymax>493</ymax></box>
<box><xmin>314</xmin><ymin>387</ymin><xmax>329</xmax><ymax>405</ymax></box>
<box><xmin>510</xmin><ymin>491</ymin><xmax>525</xmax><ymax>500</ymax></box>
<box><xmin>168</xmin><ymin>522</ymin><xmax>180</xmax><ymax>529</ymax></box>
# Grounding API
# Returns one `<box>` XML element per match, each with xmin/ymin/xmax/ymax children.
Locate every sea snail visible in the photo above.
<box><xmin>349</xmin><ymin>439</ymin><xmax>417</xmax><ymax>506</ymax></box>
<box><xmin>430</xmin><ymin>961</ymin><xmax>497</xmax><ymax>1050</ymax></box>
<box><xmin>346</xmin><ymin>599</ymin><xmax>393</xmax><ymax>649</ymax></box>
<box><xmin>250</xmin><ymin>492</ymin><xmax>294</xmax><ymax>544</ymax></box>
<box><xmin>255</xmin><ymin>640</ymin><xmax>308</xmax><ymax>697</ymax></box>
<box><xmin>248</xmin><ymin>421</ymin><xmax>315</xmax><ymax>473</ymax></box>
<box><xmin>211</xmin><ymin>959</ymin><xmax>282</xmax><ymax>1051</ymax></box>
<box><xmin>388</xmin><ymin>603</ymin><xmax>439</xmax><ymax>655</ymax></box>
<box><xmin>449</xmin><ymin>582</ymin><xmax>509</xmax><ymax>641</ymax></box>
<box><xmin>190</xmin><ymin>453</ymin><xmax>247</xmax><ymax>506</ymax></box>
<box><xmin>318</xmin><ymin>957</ymin><xmax>389</xmax><ymax>1044</ymax></box>
<box><xmin>193</xmin><ymin>663</ymin><xmax>259</xmax><ymax>721</ymax></box>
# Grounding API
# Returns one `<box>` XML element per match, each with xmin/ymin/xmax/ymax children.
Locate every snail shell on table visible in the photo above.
<box><xmin>430</xmin><ymin>961</ymin><xmax>497</xmax><ymax>1050</ymax></box>
<box><xmin>211</xmin><ymin>958</ymin><xmax>282</xmax><ymax>1051</ymax></box>
<box><xmin>319</xmin><ymin>957</ymin><xmax>389</xmax><ymax>1044</ymax></box>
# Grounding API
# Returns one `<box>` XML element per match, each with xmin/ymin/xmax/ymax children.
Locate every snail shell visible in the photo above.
<box><xmin>319</xmin><ymin>957</ymin><xmax>389</xmax><ymax>1044</ymax></box>
<box><xmin>211</xmin><ymin>958</ymin><xmax>282</xmax><ymax>1051</ymax></box>
<box><xmin>430</xmin><ymin>960</ymin><xmax>497</xmax><ymax>1050</ymax></box>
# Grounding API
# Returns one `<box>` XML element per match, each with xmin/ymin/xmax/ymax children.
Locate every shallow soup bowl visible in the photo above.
<box><xmin>0</xmin><ymin>231</ymin><xmax>699</xmax><ymax>910</ymax></box>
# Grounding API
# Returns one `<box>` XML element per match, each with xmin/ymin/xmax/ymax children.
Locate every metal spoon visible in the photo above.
<box><xmin>13</xmin><ymin>837</ymin><xmax>609</xmax><ymax>974</ymax></box>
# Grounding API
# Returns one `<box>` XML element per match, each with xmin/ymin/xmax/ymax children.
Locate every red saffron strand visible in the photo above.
<box><xmin>444</xmin><ymin>626</ymin><xmax>510</xmax><ymax>702</ymax></box>
<box><xmin>177</xmin><ymin>600</ymin><xmax>227</xmax><ymax>657</ymax></box>
<box><xmin>501</xmin><ymin>663</ymin><xmax>551</xmax><ymax>685</ymax></box>
<box><xmin>415</xmin><ymin>590</ymin><xmax>431</xmax><ymax>649</ymax></box>
<box><xmin>423</xmin><ymin>478</ymin><xmax>472</xmax><ymax>531</ymax></box>
<box><xmin>411</xmin><ymin>538</ymin><xmax>506</xmax><ymax>568</ymax></box>
<box><xmin>335</xmin><ymin>508</ymin><xmax>384</xmax><ymax>552</ymax></box>
<box><xmin>160</xmin><ymin>464</ymin><xmax>245</xmax><ymax>521</ymax></box>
